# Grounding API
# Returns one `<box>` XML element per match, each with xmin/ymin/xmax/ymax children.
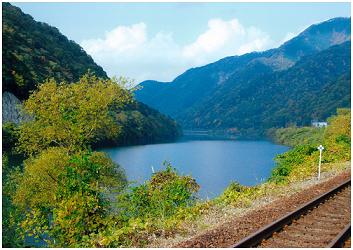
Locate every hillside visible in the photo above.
<box><xmin>94</xmin><ymin>101</ymin><xmax>181</xmax><ymax>147</ymax></box>
<box><xmin>180</xmin><ymin>42</ymin><xmax>350</xmax><ymax>136</ymax></box>
<box><xmin>2</xmin><ymin>2</ymin><xmax>107</xmax><ymax>99</ymax></box>
<box><xmin>135</xmin><ymin>17</ymin><xmax>351</xmax><ymax>137</ymax></box>
<box><xmin>2</xmin><ymin>3</ymin><xmax>181</xmax><ymax>145</ymax></box>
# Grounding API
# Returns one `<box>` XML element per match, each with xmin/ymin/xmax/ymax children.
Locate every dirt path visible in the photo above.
<box><xmin>174</xmin><ymin>170</ymin><xmax>351</xmax><ymax>248</ymax></box>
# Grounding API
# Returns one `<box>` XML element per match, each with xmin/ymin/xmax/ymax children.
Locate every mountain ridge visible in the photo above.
<box><xmin>135</xmin><ymin>17</ymin><xmax>351</xmax><ymax>137</ymax></box>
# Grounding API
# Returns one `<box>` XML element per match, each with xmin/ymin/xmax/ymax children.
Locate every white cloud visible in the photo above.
<box><xmin>183</xmin><ymin>19</ymin><xmax>246</xmax><ymax>58</ymax></box>
<box><xmin>182</xmin><ymin>19</ymin><xmax>272</xmax><ymax>63</ymax></box>
<box><xmin>81</xmin><ymin>18</ymin><xmax>274</xmax><ymax>84</ymax></box>
<box><xmin>82</xmin><ymin>23</ymin><xmax>147</xmax><ymax>54</ymax></box>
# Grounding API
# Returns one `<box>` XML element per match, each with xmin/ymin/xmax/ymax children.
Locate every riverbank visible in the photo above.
<box><xmin>142</xmin><ymin>109</ymin><xmax>351</xmax><ymax>247</ymax></box>
<box><xmin>147</xmin><ymin>162</ymin><xmax>350</xmax><ymax>247</ymax></box>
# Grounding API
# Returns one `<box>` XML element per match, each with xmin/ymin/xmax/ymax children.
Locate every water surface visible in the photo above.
<box><xmin>102</xmin><ymin>139</ymin><xmax>288</xmax><ymax>199</ymax></box>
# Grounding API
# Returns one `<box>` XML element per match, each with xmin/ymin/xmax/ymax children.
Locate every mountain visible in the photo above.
<box><xmin>180</xmin><ymin>42</ymin><xmax>350</xmax><ymax>136</ymax></box>
<box><xmin>135</xmin><ymin>17</ymin><xmax>351</xmax><ymax>137</ymax></box>
<box><xmin>2</xmin><ymin>3</ymin><xmax>181</xmax><ymax>145</ymax></box>
<box><xmin>94</xmin><ymin>101</ymin><xmax>181</xmax><ymax>147</ymax></box>
<box><xmin>2</xmin><ymin>2</ymin><xmax>107</xmax><ymax>99</ymax></box>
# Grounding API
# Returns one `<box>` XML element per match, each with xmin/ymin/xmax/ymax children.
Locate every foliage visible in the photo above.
<box><xmin>16</xmin><ymin>74</ymin><xmax>132</xmax><ymax>156</ymax></box>
<box><xmin>2</xmin><ymin>153</ymin><xmax>25</xmax><ymax>247</ymax></box>
<box><xmin>12</xmin><ymin>149</ymin><xmax>126</xmax><ymax>247</ymax></box>
<box><xmin>94</xmin><ymin>101</ymin><xmax>182</xmax><ymax>147</ymax></box>
<box><xmin>216</xmin><ymin>182</ymin><xmax>259</xmax><ymax>206</ymax></box>
<box><xmin>117</xmin><ymin>162</ymin><xmax>199</xmax><ymax>220</ymax></box>
<box><xmin>2</xmin><ymin>122</ymin><xmax>18</xmax><ymax>152</ymax></box>
<box><xmin>8</xmin><ymin>73</ymin><xmax>131</xmax><ymax>247</ymax></box>
<box><xmin>3</xmin><ymin>2</ymin><xmax>182</xmax><ymax>147</ymax></box>
<box><xmin>269</xmin><ymin>145</ymin><xmax>317</xmax><ymax>183</ymax></box>
<box><xmin>82</xmin><ymin>163</ymin><xmax>200</xmax><ymax>247</ymax></box>
<box><xmin>322</xmin><ymin>108</ymin><xmax>351</xmax><ymax>162</ymax></box>
<box><xmin>4</xmin><ymin>72</ymin><xmax>181</xmax><ymax>247</ymax></box>
<box><xmin>267</xmin><ymin>126</ymin><xmax>325</xmax><ymax>147</ymax></box>
<box><xmin>2</xmin><ymin>3</ymin><xmax>107</xmax><ymax>99</ymax></box>
<box><xmin>269</xmin><ymin>108</ymin><xmax>350</xmax><ymax>183</ymax></box>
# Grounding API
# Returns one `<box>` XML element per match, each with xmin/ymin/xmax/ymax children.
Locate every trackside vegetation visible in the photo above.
<box><xmin>2</xmin><ymin>75</ymin><xmax>197</xmax><ymax>247</ymax></box>
<box><xmin>4</xmin><ymin>103</ymin><xmax>349</xmax><ymax>247</ymax></box>
<box><xmin>212</xmin><ymin>109</ymin><xmax>350</xmax><ymax>211</ymax></box>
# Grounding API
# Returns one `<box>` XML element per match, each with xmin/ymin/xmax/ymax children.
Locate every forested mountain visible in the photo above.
<box><xmin>135</xmin><ymin>17</ymin><xmax>351</xmax><ymax>137</ymax></box>
<box><xmin>2</xmin><ymin>3</ymin><xmax>181</xmax><ymax>145</ymax></box>
<box><xmin>94</xmin><ymin>101</ymin><xmax>181</xmax><ymax>147</ymax></box>
<box><xmin>180</xmin><ymin>42</ymin><xmax>350</xmax><ymax>137</ymax></box>
<box><xmin>2</xmin><ymin>2</ymin><xmax>107</xmax><ymax>99</ymax></box>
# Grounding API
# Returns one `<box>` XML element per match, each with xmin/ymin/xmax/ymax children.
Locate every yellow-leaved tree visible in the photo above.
<box><xmin>11</xmin><ymin>74</ymin><xmax>132</xmax><ymax>247</ymax></box>
<box><xmin>17</xmin><ymin>73</ymin><xmax>132</xmax><ymax>156</ymax></box>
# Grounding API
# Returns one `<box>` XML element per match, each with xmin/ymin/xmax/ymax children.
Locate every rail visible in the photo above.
<box><xmin>232</xmin><ymin>179</ymin><xmax>351</xmax><ymax>248</ymax></box>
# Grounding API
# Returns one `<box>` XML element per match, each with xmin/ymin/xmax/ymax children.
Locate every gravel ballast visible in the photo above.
<box><xmin>174</xmin><ymin>170</ymin><xmax>351</xmax><ymax>248</ymax></box>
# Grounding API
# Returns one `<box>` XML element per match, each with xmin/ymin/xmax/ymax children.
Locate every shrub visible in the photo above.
<box><xmin>269</xmin><ymin>145</ymin><xmax>316</xmax><ymax>183</ymax></box>
<box><xmin>117</xmin><ymin>162</ymin><xmax>199</xmax><ymax>220</ymax></box>
<box><xmin>216</xmin><ymin>182</ymin><xmax>258</xmax><ymax>206</ymax></box>
<box><xmin>91</xmin><ymin>162</ymin><xmax>202</xmax><ymax>247</ymax></box>
<box><xmin>12</xmin><ymin>149</ymin><xmax>126</xmax><ymax>247</ymax></box>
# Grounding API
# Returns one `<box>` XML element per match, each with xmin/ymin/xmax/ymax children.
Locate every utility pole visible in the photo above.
<box><xmin>317</xmin><ymin>145</ymin><xmax>324</xmax><ymax>180</ymax></box>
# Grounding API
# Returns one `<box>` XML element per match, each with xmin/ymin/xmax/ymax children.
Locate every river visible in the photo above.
<box><xmin>102</xmin><ymin>139</ymin><xmax>289</xmax><ymax>199</ymax></box>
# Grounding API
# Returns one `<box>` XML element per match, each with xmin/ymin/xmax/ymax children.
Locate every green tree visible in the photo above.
<box><xmin>2</xmin><ymin>153</ymin><xmax>25</xmax><ymax>247</ymax></box>
<box><xmin>17</xmin><ymin>74</ymin><xmax>132</xmax><ymax>155</ymax></box>
<box><xmin>13</xmin><ymin>148</ymin><xmax>126</xmax><ymax>247</ymax></box>
<box><xmin>10</xmin><ymin>74</ymin><xmax>131</xmax><ymax>247</ymax></box>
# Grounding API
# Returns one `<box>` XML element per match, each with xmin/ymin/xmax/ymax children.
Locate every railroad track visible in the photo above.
<box><xmin>232</xmin><ymin>179</ymin><xmax>351</xmax><ymax>248</ymax></box>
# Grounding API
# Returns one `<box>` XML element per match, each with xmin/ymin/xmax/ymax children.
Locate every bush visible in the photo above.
<box><xmin>216</xmin><ymin>182</ymin><xmax>260</xmax><ymax>206</ymax></box>
<box><xmin>85</xmin><ymin>162</ymin><xmax>201</xmax><ymax>247</ymax></box>
<box><xmin>12</xmin><ymin>149</ymin><xmax>127</xmax><ymax>247</ymax></box>
<box><xmin>269</xmin><ymin>145</ymin><xmax>317</xmax><ymax>183</ymax></box>
<box><xmin>117</xmin><ymin>162</ymin><xmax>199</xmax><ymax>220</ymax></box>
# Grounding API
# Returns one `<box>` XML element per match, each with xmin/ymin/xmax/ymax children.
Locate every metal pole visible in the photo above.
<box><xmin>318</xmin><ymin>149</ymin><xmax>322</xmax><ymax>180</ymax></box>
<box><xmin>317</xmin><ymin>145</ymin><xmax>324</xmax><ymax>180</ymax></box>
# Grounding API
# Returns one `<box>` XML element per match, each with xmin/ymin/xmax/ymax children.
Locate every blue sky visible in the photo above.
<box><xmin>13</xmin><ymin>2</ymin><xmax>350</xmax><ymax>83</ymax></box>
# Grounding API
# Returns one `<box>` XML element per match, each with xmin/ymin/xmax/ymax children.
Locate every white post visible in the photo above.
<box><xmin>317</xmin><ymin>145</ymin><xmax>324</xmax><ymax>180</ymax></box>
<box><xmin>151</xmin><ymin>165</ymin><xmax>155</xmax><ymax>174</ymax></box>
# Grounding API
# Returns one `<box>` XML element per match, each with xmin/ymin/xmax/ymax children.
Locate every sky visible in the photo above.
<box><xmin>13</xmin><ymin>2</ymin><xmax>351</xmax><ymax>84</ymax></box>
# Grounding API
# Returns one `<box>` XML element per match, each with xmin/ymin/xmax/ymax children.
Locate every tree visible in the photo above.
<box><xmin>13</xmin><ymin>149</ymin><xmax>126</xmax><ymax>247</ymax></box>
<box><xmin>17</xmin><ymin>74</ymin><xmax>132</xmax><ymax>156</ymax></box>
<box><xmin>10</xmin><ymin>74</ymin><xmax>131</xmax><ymax>247</ymax></box>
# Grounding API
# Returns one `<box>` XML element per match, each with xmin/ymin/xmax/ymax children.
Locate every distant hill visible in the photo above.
<box><xmin>135</xmin><ymin>17</ymin><xmax>351</xmax><ymax>137</ymax></box>
<box><xmin>2</xmin><ymin>3</ymin><xmax>181</xmax><ymax>145</ymax></box>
